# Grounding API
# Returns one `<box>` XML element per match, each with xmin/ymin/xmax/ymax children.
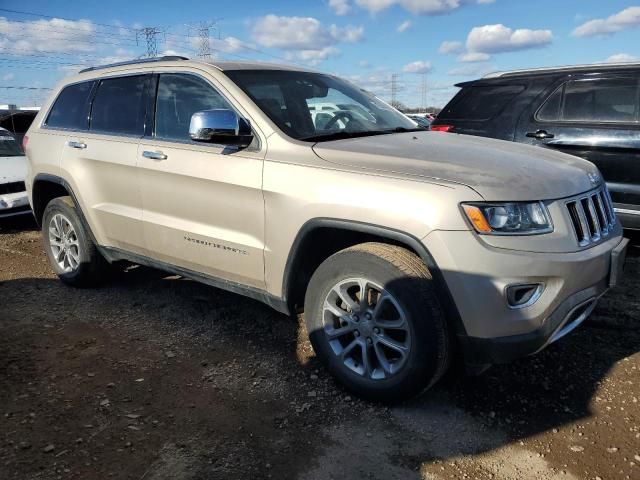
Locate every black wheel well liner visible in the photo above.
<box><xmin>281</xmin><ymin>218</ymin><xmax>467</xmax><ymax>337</ymax></box>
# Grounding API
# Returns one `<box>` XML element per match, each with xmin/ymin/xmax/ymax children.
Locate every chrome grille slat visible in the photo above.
<box><xmin>566</xmin><ymin>185</ymin><xmax>616</xmax><ymax>247</ymax></box>
<box><xmin>585</xmin><ymin>196</ymin><xmax>601</xmax><ymax>241</ymax></box>
<box><xmin>593</xmin><ymin>194</ymin><xmax>608</xmax><ymax>235</ymax></box>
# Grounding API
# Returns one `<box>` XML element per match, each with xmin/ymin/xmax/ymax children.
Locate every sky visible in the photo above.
<box><xmin>0</xmin><ymin>1</ymin><xmax>639</xmax><ymax>108</ymax></box>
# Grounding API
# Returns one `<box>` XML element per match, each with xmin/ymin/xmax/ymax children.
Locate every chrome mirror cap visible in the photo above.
<box><xmin>189</xmin><ymin>109</ymin><xmax>253</xmax><ymax>147</ymax></box>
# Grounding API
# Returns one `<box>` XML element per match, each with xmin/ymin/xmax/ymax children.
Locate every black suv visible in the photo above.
<box><xmin>431</xmin><ymin>63</ymin><xmax>640</xmax><ymax>230</ymax></box>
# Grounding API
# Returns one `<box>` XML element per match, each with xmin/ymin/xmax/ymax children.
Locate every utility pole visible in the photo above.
<box><xmin>136</xmin><ymin>27</ymin><xmax>164</xmax><ymax>58</ymax></box>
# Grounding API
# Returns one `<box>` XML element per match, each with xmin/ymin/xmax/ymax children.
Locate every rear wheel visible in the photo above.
<box><xmin>304</xmin><ymin>242</ymin><xmax>449</xmax><ymax>402</ymax></box>
<box><xmin>42</xmin><ymin>196</ymin><xmax>109</xmax><ymax>287</ymax></box>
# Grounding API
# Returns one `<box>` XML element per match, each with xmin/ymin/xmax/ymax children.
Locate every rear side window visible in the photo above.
<box><xmin>45</xmin><ymin>81</ymin><xmax>95</xmax><ymax>130</ymax></box>
<box><xmin>155</xmin><ymin>74</ymin><xmax>231</xmax><ymax>141</ymax></box>
<box><xmin>439</xmin><ymin>85</ymin><xmax>525</xmax><ymax>121</ymax></box>
<box><xmin>564</xmin><ymin>78</ymin><xmax>638</xmax><ymax>123</ymax></box>
<box><xmin>90</xmin><ymin>75</ymin><xmax>147</xmax><ymax>136</ymax></box>
<box><xmin>537</xmin><ymin>77</ymin><xmax>640</xmax><ymax>123</ymax></box>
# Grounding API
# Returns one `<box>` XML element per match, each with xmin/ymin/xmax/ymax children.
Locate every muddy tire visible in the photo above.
<box><xmin>42</xmin><ymin>196</ymin><xmax>109</xmax><ymax>287</ymax></box>
<box><xmin>304</xmin><ymin>242</ymin><xmax>449</xmax><ymax>402</ymax></box>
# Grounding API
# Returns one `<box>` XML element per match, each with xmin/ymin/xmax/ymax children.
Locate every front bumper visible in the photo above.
<box><xmin>0</xmin><ymin>191</ymin><xmax>31</xmax><ymax>218</ymax></box>
<box><xmin>423</xmin><ymin>229</ymin><xmax>627</xmax><ymax>364</ymax></box>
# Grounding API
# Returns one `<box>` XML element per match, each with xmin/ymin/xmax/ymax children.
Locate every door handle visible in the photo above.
<box><xmin>142</xmin><ymin>150</ymin><xmax>168</xmax><ymax>160</ymax></box>
<box><xmin>67</xmin><ymin>141</ymin><xmax>87</xmax><ymax>149</ymax></box>
<box><xmin>526</xmin><ymin>130</ymin><xmax>554</xmax><ymax>140</ymax></box>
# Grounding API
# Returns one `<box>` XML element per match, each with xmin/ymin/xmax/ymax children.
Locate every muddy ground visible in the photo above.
<box><xmin>0</xmin><ymin>216</ymin><xmax>638</xmax><ymax>480</ymax></box>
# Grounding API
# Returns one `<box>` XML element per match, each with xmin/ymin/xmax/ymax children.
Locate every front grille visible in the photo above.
<box><xmin>566</xmin><ymin>185</ymin><xmax>616</xmax><ymax>247</ymax></box>
<box><xmin>0</xmin><ymin>181</ymin><xmax>26</xmax><ymax>195</ymax></box>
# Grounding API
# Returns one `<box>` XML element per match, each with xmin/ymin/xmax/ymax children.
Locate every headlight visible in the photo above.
<box><xmin>462</xmin><ymin>202</ymin><xmax>552</xmax><ymax>235</ymax></box>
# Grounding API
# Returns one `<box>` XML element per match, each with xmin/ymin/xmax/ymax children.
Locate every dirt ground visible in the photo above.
<box><xmin>0</xmin><ymin>216</ymin><xmax>638</xmax><ymax>480</ymax></box>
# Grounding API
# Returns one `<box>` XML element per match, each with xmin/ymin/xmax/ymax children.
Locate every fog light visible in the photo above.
<box><xmin>506</xmin><ymin>283</ymin><xmax>544</xmax><ymax>309</ymax></box>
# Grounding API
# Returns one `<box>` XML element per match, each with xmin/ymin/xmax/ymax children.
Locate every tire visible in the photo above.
<box><xmin>304</xmin><ymin>242</ymin><xmax>449</xmax><ymax>402</ymax></box>
<box><xmin>42</xmin><ymin>196</ymin><xmax>109</xmax><ymax>287</ymax></box>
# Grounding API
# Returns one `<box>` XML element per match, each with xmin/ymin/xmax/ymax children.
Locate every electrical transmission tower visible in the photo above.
<box><xmin>390</xmin><ymin>74</ymin><xmax>399</xmax><ymax>107</ymax></box>
<box><xmin>136</xmin><ymin>27</ymin><xmax>164</xmax><ymax>58</ymax></box>
<box><xmin>420</xmin><ymin>74</ymin><xmax>427</xmax><ymax>113</ymax></box>
<box><xmin>192</xmin><ymin>21</ymin><xmax>219</xmax><ymax>60</ymax></box>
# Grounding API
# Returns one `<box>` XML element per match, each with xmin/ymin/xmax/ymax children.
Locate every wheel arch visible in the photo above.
<box><xmin>281</xmin><ymin>218</ymin><xmax>466</xmax><ymax>337</ymax></box>
<box><xmin>31</xmin><ymin>174</ymin><xmax>98</xmax><ymax>245</ymax></box>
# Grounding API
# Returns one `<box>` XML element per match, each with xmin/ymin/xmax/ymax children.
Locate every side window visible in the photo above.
<box><xmin>90</xmin><ymin>75</ymin><xmax>147</xmax><ymax>136</ymax></box>
<box><xmin>536</xmin><ymin>84</ymin><xmax>563</xmax><ymax>122</ymax></box>
<box><xmin>45</xmin><ymin>81</ymin><xmax>95</xmax><ymax>130</ymax></box>
<box><xmin>563</xmin><ymin>78</ymin><xmax>638</xmax><ymax>123</ymax></box>
<box><xmin>155</xmin><ymin>74</ymin><xmax>232</xmax><ymax>141</ymax></box>
<box><xmin>438</xmin><ymin>85</ymin><xmax>525</xmax><ymax>121</ymax></box>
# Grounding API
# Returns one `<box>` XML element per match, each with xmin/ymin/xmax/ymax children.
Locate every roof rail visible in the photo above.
<box><xmin>79</xmin><ymin>56</ymin><xmax>189</xmax><ymax>74</ymax></box>
<box><xmin>483</xmin><ymin>61</ymin><xmax>640</xmax><ymax>79</ymax></box>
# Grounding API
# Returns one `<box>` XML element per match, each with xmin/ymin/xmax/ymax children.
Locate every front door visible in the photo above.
<box><xmin>138</xmin><ymin>72</ymin><xmax>265</xmax><ymax>288</ymax></box>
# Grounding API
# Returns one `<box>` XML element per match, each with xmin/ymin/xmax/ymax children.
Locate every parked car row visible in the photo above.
<box><xmin>22</xmin><ymin>56</ymin><xmax>628</xmax><ymax>401</ymax></box>
<box><xmin>431</xmin><ymin>62</ymin><xmax>640</xmax><ymax>231</ymax></box>
<box><xmin>0</xmin><ymin>127</ymin><xmax>30</xmax><ymax>219</ymax></box>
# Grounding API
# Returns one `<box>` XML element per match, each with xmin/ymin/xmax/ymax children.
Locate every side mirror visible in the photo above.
<box><xmin>189</xmin><ymin>109</ymin><xmax>253</xmax><ymax>147</ymax></box>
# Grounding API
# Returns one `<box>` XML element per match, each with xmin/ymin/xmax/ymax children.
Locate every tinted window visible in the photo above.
<box><xmin>563</xmin><ymin>78</ymin><xmax>638</xmax><ymax>123</ymax></box>
<box><xmin>46</xmin><ymin>81</ymin><xmax>95</xmax><ymax>130</ymax></box>
<box><xmin>536</xmin><ymin>84</ymin><xmax>563</xmax><ymax>121</ymax></box>
<box><xmin>0</xmin><ymin>132</ymin><xmax>23</xmax><ymax>156</ymax></box>
<box><xmin>439</xmin><ymin>85</ymin><xmax>525</xmax><ymax>121</ymax></box>
<box><xmin>155</xmin><ymin>74</ymin><xmax>231</xmax><ymax>141</ymax></box>
<box><xmin>90</xmin><ymin>75</ymin><xmax>147</xmax><ymax>135</ymax></box>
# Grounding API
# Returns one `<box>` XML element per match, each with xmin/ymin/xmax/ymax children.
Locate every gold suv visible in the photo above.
<box><xmin>24</xmin><ymin>57</ymin><xmax>628</xmax><ymax>401</ymax></box>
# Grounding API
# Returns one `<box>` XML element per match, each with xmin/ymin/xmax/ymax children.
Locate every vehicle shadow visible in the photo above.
<box><xmin>0</xmin><ymin>237</ymin><xmax>638</xmax><ymax>475</ymax></box>
<box><xmin>0</xmin><ymin>213</ymin><xmax>37</xmax><ymax>234</ymax></box>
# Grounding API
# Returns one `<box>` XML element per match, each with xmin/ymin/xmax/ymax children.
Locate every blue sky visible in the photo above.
<box><xmin>1</xmin><ymin>1</ymin><xmax>639</xmax><ymax>108</ymax></box>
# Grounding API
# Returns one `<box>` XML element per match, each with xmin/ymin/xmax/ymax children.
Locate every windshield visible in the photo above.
<box><xmin>0</xmin><ymin>133</ymin><xmax>23</xmax><ymax>157</ymax></box>
<box><xmin>225</xmin><ymin>70</ymin><xmax>418</xmax><ymax>142</ymax></box>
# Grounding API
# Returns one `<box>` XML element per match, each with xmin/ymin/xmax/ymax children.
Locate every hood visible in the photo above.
<box><xmin>312</xmin><ymin>132</ymin><xmax>598</xmax><ymax>201</ymax></box>
<box><xmin>0</xmin><ymin>155</ymin><xmax>28</xmax><ymax>184</ymax></box>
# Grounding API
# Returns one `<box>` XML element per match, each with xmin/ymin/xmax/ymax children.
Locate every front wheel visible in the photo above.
<box><xmin>304</xmin><ymin>243</ymin><xmax>450</xmax><ymax>402</ymax></box>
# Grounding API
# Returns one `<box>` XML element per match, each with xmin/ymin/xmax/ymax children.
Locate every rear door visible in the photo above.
<box><xmin>61</xmin><ymin>74</ymin><xmax>149</xmax><ymax>253</ymax></box>
<box><xmin>517</xmin><ymin>74</ymin><xmax>640</xmax><ymax>218</ymax></box>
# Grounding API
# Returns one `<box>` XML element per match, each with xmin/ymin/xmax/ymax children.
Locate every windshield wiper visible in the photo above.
<box><xmin>300</xmin><ymin>130</ymin><xmax>391</xmax><ymax>142</ymax></box>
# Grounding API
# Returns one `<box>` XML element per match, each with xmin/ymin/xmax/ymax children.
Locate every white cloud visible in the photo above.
<box><xmin>286</xmin><ymin>46</ymin><xmax>341</xmax><ymax>66</ymax></box>
<box><xmin>329</xmin><ymin>0</ymin><xmax>351</xmax><ymax>15</ymax></box>
<box><xmin>448</xmin><ymin>63</ymin><xmax>494</xmax><ymax>77</ymax></box>
<box><xmin>251</xmin><ymin>15</ymin><xmax>363</xmax><ymax>49</ymax></box>
<box><xmin>573</xmin><ymin>7</ymin><xmax>640</xmax><ymax>37</ymax></box>
<box><xmin>0</xmin><ymin>16</ymin><xmax>97</xmax><ymax>55</ymax></box>
<box><xmin>329</xmin><ymin>24</ymin><xmax>364</xmax><ymax>42</ymax></box>
<box><xmin>438</xmin><ymin>40</ymin><xmax>463</xmax><ymax>54</ymax></box>
<box><xmin>466</xmin><ymin>24</ymin><xmax>552</xmax><ymax>53</ymax></box>
<box><xmin>250</xmin><ymin>15</ymin><xmax>362</xmax><ymax>66</ymax></box>
<box><xmin>458</xmin><ymin>52</ymin><xmax>490</xmax><ymax>62</ymax></box>
<box><xmin>355</xmin><ymin>0</ymin><xmax>491</xmax><ymax>15</ymax></box>
<box><xmin>252</xmin><ymin>15</ymin><xmax>334</xmax><ymax>49</ymax></box>
<box><xmin>605</xmin><ymin>53</ymin><xmax>639</xmax><ymax>63</ymax></box>
<box><xmin>397</xmin><ymin>20</ymin><xmax>412</xmax><ymax>32</ymax></box>
<box><xmin>2</xmin><ymin>72</ymin><xmax>15</xmax><ymax>81</ymax></box>
<box><xmin>358</xmin><ymin>59</ymin><xmax>372</xmax><ymax>68</ymax></box>
<box><xmin>402</xmin><ymin>60</ymin><xmax>432</xmax><ymax>73</ymax></box>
